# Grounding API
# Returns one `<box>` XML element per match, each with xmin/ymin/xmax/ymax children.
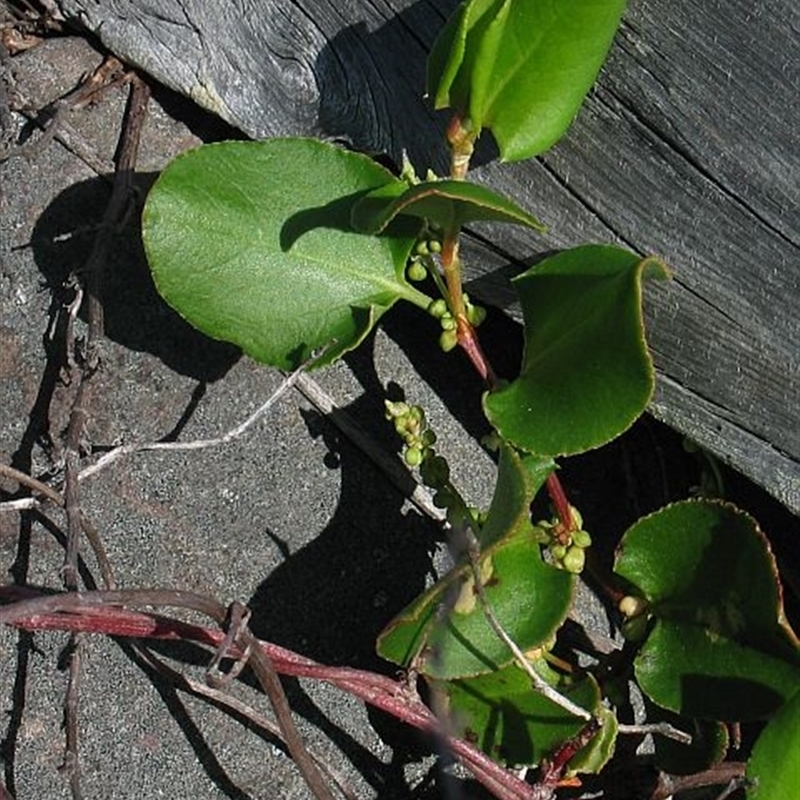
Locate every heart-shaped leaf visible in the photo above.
<box><xmin>428</xmin><ymin>0</ymin><xmax>628</xmax><ymax>160</ymax></box>
<box><xmin>143</xmin><ymin>138</ymin><xmax>430</xmax><ymax>370</ymax></box>
<box><xmin>746</xmin><ymin>689</ymin><xmax>800</xmax><ymax>800</ymax></box>
<box><xmin>484</xmin><ymin>245</ymin><xmax>669</xmax><ymax>457</ymax></box>
<box><xmin>436</xmin><ymin>660</ymin><xmax>600</xmax><ymax>766</ymax></box>
<box><xmin>376</xmin><ymin>445</ymin><xmax>572</xmax><ymax>680</ymax></box>
<box><xmin>351</xmin><ymin>179</ymin><xmax>545</xmax><ymax>235</ymax></box>
<box><xmin>615</xmin><ymin>500</ymin><xmax>800</xmax><ymax>721</ymax></box>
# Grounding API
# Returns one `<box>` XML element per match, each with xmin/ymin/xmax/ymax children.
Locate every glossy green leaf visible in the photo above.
<box><xmin>615</xmin><ymin>500</ymin><xmax>800</xmax><ymax>720</ymax></box>
<box><xmin>565</xmin><ymin>706</ymin><xmax>618</xmax><ymax>777</ymax></box>
<box><xmin>478</xmin><ymin>446</ymin><xmax>555</xmax><ymax>549</ymax></box>
<box><xmin>484</xmin><ymin>245</ymin><xmax>669</xmax><ymax>457</ymax></box>
<box><xmin>143</xmin><ymin>138</ymin><xmax>429</xmax><ymax>370</ymax></box>
<box><xmin>377</xmin><ymin>445</ymin><xmax>572</xmax><ymax>679</ymax></box>
<box><xmin>437</xmin><ymin>661</ymin><xmax>600</xmax><ymax>766</ymax></box>
<box><xmin>428</xmin><ymin>0</ymin><xmax>628</xmax><ymax>160</ymax></box>
<box><xmin>351</xmin><ymin>179</ymin><xmax>545</xmax><ymax>235</ymax></box>
<box><xmin>747</xmin><ymin>689</ymin><xmax>800</xmax><ymax>800</ymax></box>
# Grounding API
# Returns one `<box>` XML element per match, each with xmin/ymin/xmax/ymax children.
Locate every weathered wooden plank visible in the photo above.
<box><xmin>52</xmin><ymin>0</ymin><xmax>800</xmax><ymax>512</ymax></box>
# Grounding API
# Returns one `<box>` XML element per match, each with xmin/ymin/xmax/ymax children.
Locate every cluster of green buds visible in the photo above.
<box><xmin>426</xmin><ymin>292</ymin><xmax>486</xmax><ymax>352</ymax></box>
<box><xmin>406</xmin><ymin>234</ymin><xmax>442</xmax><ymax>282</ymax></box>
<box><xmin>384</xmin><ymin>400</ymin><xmax>437</xmax><ymax>468</ymax></box>
<box><xmin>385</xmin><ymin>400</ymin><xmax>483</xmax><ymax>529</ymax></box>
<box><xmin>533</xmin><ymin>505</ymin><xmax>592</xmax><ymax>574</ymax></box>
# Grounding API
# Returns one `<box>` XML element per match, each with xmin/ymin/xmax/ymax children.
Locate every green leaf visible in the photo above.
<box><xmin>427</xmin><ymin>0</ymin><xmax>628</xmax><ymax>160</ymax></box>
<box><xmin>427</xmin><ymin>0</ymin><xmax>504</xmax><ymax>115</ymax></box>
<box><xmin>351</xmin><ymin>179</ymin><xmax>546</xmax><ymax>235</ymax></box>
<box><xmin>615</xmin><ymin>500</ymin><xmax>800</xmax><ymax>721</ymax></box>
<box><xmin>484</xmin><ymin>245</ymin><xmax>669</xmax><ymax>457</ymax></box>
<box><xmin>747</xmin><ymin>689</ymin><xmax>800</xmax><ymax>800</ymax></box>
<box><xmin>437</xmin><ymin>661</ymin><xmax>600</xmax><ymax>766</ymax></box>
<box><xmin>565</xmin><ymin>706</ymin><xmax>618</xmax><ymax>777</ymax></box>
<box><xmin>142</xmin><ymin>138</ymin><xmax>430</xmax><ymax>370</ymax></box>
<box><xmin>376</xmin><ymin>445</ymin><xmax>572</xmax><ymax>679</ymax></box>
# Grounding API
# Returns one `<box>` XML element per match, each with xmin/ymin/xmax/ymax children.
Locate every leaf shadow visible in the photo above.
<box><xmin>279</xmin><ymin>190</ymin><xmax>366</xmax><ymax>252</ymax></box>
<box><xmin>29</xmin><ymin>173</ymin><xmax>240</xmax><ymax>383</ymax></box>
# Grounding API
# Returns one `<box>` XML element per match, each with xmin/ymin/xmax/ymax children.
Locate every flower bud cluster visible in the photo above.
<box><xmin>384</xmin><ymin>400</ymin><xmax>480</xmax><ymax>526</ymax></box>
<box><xmin>426</xmin><ymin>292</ymin><xmax>486</xmax><ymax>353</ymax></box>
<box><xmin>385</xmin><ymin>401</ymin><xmax>437</xmax><ymax>468</ymax></box>
<box><xmin>535</xmin><ymin>505</ymin><xmax>592</xmax><ymax>574</ymax></box>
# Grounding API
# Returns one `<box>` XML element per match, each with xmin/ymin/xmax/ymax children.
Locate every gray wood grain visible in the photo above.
<box><xmin>53</xmin><ymin>0</ymin><xmax>800</xmax><ymax>512</ymax></box>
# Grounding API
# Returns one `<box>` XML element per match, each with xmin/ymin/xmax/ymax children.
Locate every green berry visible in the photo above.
<box><xmin>439</xmin><ymin>329</ymin><xmax>458</xmax><ymax>352</ymax></box>
<box><xmin>385</xmin><ymin>400</ymin><xmax>409</xmax><ymax>419</ymax></box>
<box><xmin>563</xmin><ymin>545</ymin><xmax>586</xmax><ymax>574</ymax></box>
<box><xmin>551</xmin><ymin>544</ymin><xmax>567</xmax><ymax>561</ymax></box>
<box><xmin>415</xmin><ymin>240</ymin><xmax>429</xmax><ymax>257</ymax></box>
<box><xmin>440</xmin><ymin>315</ymin><xmax>457</xmax><ymax>331</ymax></box>
<box><xmin>428</xmin><ymin>239</ymin><xmax>442</xmax><ymax>254</ymax></box>
<box><xmin>404</xmin><ymin>446</ymin><xmax>423</xmax><ymax>467</ymax></box>
<box><xmin>572</xmin><ymin>529</ymin><xmax>592</xmax><ymax>548</ymax></box>
<box><xmin>427</xmin><ymin>299</ymin><xmax>448</xmax><ymax>318</ymax></box>
<box><xmin>407</xmin><ymin>259</ymin><xmax>427</xmax><ymax>281</ymax></box>
<box><xmin>467</xmin><ymin>304</ymin><xmax>487</xmax><ymax>327</ymax></box>
<box><xmin>408</xmin><ymin>405</ymin><xmax>425</xmax><ymax>425</ymax></box>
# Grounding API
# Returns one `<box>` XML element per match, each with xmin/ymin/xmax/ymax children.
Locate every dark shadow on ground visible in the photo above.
<box><xmin>29</xmin><ymin>174</ymin><xmax>240</xmax><ymax>382</ymax></box>
<box><xmin>245</xmin><ymin>329</ymin><xmax>443</xmax><ymax>797</ymax></box>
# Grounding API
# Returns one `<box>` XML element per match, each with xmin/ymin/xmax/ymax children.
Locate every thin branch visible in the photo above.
<box><xmin>618</xmin><ymin>721</ymin><xmax>692</xmax><ymax>746</ymax></box>
<box><xmin>293</xmin><ymin>373</ymin><xmax>445</xmax><ymax>522</ymax></box>
<box><xmin>78</xmin><ymin>365</ymin><xmax>311</xmax><ymax>482</ymax></box>
<box><xmin>0</xmin><ymin>464</ymin><xmax>62</xmax><ymax>505</ymax></box>
<box><xmin>651</xmin><ymin>763</ymin><xmax>747</xmax><ymax>800</ymax></box>
<box><xmin>0</xmin><ymin>588</ymin><xmax>551</xmax><ymax>800</ymax></box>
<box><xmin>61</xmin><ymin>634</ymin><xmax>83</xmax><ymax>800</ymax></box>
<box><xmin>131</xmin><ymin>644</ymin><xmax>360</xmax><ymax>800</ymax></box>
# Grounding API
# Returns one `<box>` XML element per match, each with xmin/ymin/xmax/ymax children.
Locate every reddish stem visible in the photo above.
<box><xmin>0</xmin><ymin>588</ymin><xmax>552</xmax><ymax>800</ymax></box>
<box><xmin>546</xmin><ymin>473</ymin><xmax>574</xmax><ymax>531</ymax></box>
<box><xmin>457</xmin><ymin>315</ymin><xmax>497</xmax><ymax>386</ymax></box>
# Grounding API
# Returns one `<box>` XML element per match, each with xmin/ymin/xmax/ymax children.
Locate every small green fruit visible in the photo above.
<box><xmin>404</xmin><ymin>446</ymin><xmax>423</xmax><ymax>467</ymax></box>
<box><xmin>572</xmin><ymin>529</ymin><xmax>592</xmax><ymax>548</ymax></box>
<box><xmin>440</xmin><ymin>314</ymin><xmax>457</xmax><ymax>332</ymax></box>
<box><xmin>385</xmin><ymin>400</ymin><xmax>409</xmax><ymax>419</ymax></box>
<box><xmin>551</xmin><ymin>544</ymin><xmax>567</xmax><ymax>561</ymax></box>
<box><xmin>407</xmin><ymin>259</ymin><xmax>427</xmax><ymax>281</ymax></box>
<box><xmin>467</xmin><ymin>304</ymin><xmax>487</xmax><ymax>327</ymax></box>
<box><xmin>439</xmin><ymin>330</ymin><xmax>458</xmax><ymax>352</ymax></box>
<box><xmin>427</xmin><ymin>298</ymin><xmax>448</xmax><ymax>318</ymax></box>
<box><xmin>563</xmin><ymin>545</ymin><xmax>586</xmax><ymax>574</ymax></box>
